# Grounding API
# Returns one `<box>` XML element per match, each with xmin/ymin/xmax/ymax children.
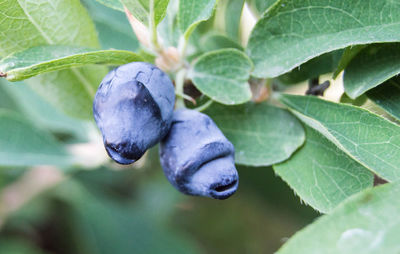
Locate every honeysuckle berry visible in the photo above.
<box><xmin>93</xmin><ymin>62</ymin><xmax>175</xmax><ymax>165</ymax></box>
<box><xmin>159</xmin><ymin>109</ymin><xmax>239</xmax><ymax>200</ymax></box>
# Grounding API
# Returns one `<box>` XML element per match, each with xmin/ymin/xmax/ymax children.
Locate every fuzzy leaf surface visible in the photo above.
<box><xmin>274</xmin><ymin>126</ymin><xmax>373</xmax><ymax>213</ymax></box>
<box><xmin>190</xmin><ymin>49</ymin><xmax>252</xmax><ymax>105</ymax></box>
<box><xmin>206</xmin><ymin>102</ymin><xmax>305</xmax><ymax>166</ymax></box>
<box><xmin>277</xmin><ymin>181</ymin><xmax>400</xmax><ymax>254</ymax></box>
<box><xmin>279</xmin><ymin>94</ymin><xmax>400</xmax><ymax>182</ymax></box>
<box><xmin>247</xmin><ymin>0</ymin><xmax>400</xmax><ymax>78</ymax></box>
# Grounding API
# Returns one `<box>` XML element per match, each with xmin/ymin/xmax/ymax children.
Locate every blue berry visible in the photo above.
<box><xmin>159</xmin><ymin>109</ymin><xmax>238</xmax><ymax>199</ymax></box>
<box><xmin>93</xmin><ymin>62</ymin><xmax>175</xmax><ymax>164</ymax></box>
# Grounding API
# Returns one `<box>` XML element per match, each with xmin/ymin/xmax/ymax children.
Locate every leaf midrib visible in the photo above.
<box><xmin>15</xmin><ymin>0</ymin><xmax>96</xmax><ymax>99</ymax></box>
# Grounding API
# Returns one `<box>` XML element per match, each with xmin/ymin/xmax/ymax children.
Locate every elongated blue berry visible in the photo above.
<box><xmin>94</xmin><ymin>62</ymin><xmax>175</xmax><ymax>164</ymax></box>
<box><xmin>160</xmin><ymin>109</ymin><xmax>238</xmax><ymax>199</ymax></box>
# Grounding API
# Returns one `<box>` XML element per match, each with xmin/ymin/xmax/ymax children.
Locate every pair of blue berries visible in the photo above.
<box><xmin>93</xmin><ymin>62</ymin><xmax>238</xmax><ymax>199</ymax></box>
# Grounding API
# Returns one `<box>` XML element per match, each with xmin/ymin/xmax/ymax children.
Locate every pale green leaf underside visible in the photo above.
<box><xmin>191</xmin><ymin>49</ymin><xmax>252</xmax><ymax>105</ymax></box>
<box><xmin>0</xmin><ymin>46</ymin><xmax>143</xmax><ymax>81</ymax></box>
<box><xmin>277</xmin><ymin>181</ymin><xmax>400</xmax><ymax>254</ymax></box>
<box><xmin>274</xmin><ymin>126</ymin><xmax>373</xmax><ymax>214</ymax></box>
<box><xmin>0</xmin><ymin>0</ymin><xmax>106</xmax><ymax>119</ymax></box>
<box><xmin>367</xmin><ymin>78</ymin><xmax>400</xmax><ymax>121</ymax></box>
<box><xmin>344</xmin><ymin>43</ymin><xmax>400</xmax><ymax>98</ymax></box>
<box><xmin>178</xmin><ymin>0</ymin><xmax>216</xmax><ymax>39</ymax></box>
<box><xmin>0</xmin><ymin>110</ymin><xmax>71</xmax><ymax>167</ymax></box>
<box><xmin>279</xmin><ymin>94</ymin><xmax>400</xmax><ymax>182</ymax></box>
<box><xmin>205</xmin><ymin>102</ymin><xmax>305</xmax><ymax>166</ymax></box>
<box><xmin>247</xmin><ymin>0</ymin><xmax>400</xmax><ymax>78</ymax></box>
<box><xmin>94</xmin><ymin>0</ymin><xmax>124</xmax><ymax>11</ymax></box>
<box><xmin>122</xmin><ymin>0</ymin><xmax>170</xmax><ymax>25</ymax></box>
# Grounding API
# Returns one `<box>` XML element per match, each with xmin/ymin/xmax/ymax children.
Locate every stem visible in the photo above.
<box><xmin>149</xmin><ymin>0</ymin><xmax>161</xmax><ymax>52</ymax></box>
<box><xmin>194</xmin><ymin>100</ymin><xmax>213</xmax><ymax>112</ymax></box>
<box><xmin>176</xmin><ymin>92</ymin><xmax>196</xmax><ymax>105</ymax></box>
<box><xmin>175</xmin><ymin>69</ymin><xmax>187</xmax><ymax>109</ymax></box>
<box><xmin>178</xmin><ymin>36</ymin><xmax>189</xmax><ymax>60</ymax></box>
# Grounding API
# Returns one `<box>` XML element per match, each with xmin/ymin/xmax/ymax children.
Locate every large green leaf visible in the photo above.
<box><xmin>344</xmin><ymin>43</ymin><xmax>400</xmax><ymax>98</ymax></box>
<box><xmin>247</xmin><ymin>0</ymin><xmax>400</xmax><ymax>78</ymax></box>
<box><xmin>279</xmin><ymin>95</ymin><xmax>400</xmax><ymax>182</ymax></box>
<box><xmin>0</xmin><ymin>110</ymin><xmax>71</xmax><ymax>167</ymax></box>
<box><xmin>0</xmin><ymin>0</ymin><xmax>107</xmax><ymax>119</ymax></box>
<box><xmin>367</xmin><ymin>78</ymin><xmax>400</xmax><ymax>121</ymax></box>
<box><xmin>190</xmin><ymin>49</ymin><xmax>252</xmax><ymax>105</ymax></box>
<box><xmin>0</xmin><ymin>46</ymin><xmax>142</xmax><ymax>81</ymax></box>
<box><xmin>277</xmin><ymin>181</ymin><xmax>400</xmax><ymax>254</ymax></box>
<box><xmin>0</xmin><ymin>0</ymin><xmax>99</xmax><ymax>55</ymax></box>
<box><xmin>274</xmin><ymin>126</ymin><xmax>373</xmax><ymax>213</ymax></box>
<box><xmin>205</xmin><ymin>102</ymin><xmax>305</xmax><ymax>166</ymax></box>
<box><xmin>178</xmin><ymin>0</ymin><xmax>216</xmax><ymax>39</ymax></box>
<box><xmin>27</xmin><ymin>66</ymin><xmax>104</xmax><ymax>120</ymax></box>
<box><xmin>121</xmin><ymin>0</ymin><xmax>170</xmax><ymax>26</ymax></box>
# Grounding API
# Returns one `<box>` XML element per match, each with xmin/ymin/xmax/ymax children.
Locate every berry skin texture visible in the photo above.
<box><xmin>93</xmin><ymin>62</ymin><xmax>175</xmax><ymax>165</ymax></box>
<box><xmin>159</xmin><ymin>109</ymin><xmax>239</xmax><ymax>200</ymax></box>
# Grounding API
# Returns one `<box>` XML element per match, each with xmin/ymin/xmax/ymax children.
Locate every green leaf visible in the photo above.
<box><xmin>247</xmin><ymin>0</ymin><xmax>400</xmax><ymax>78</ymax></box>
<box><xmin>246</xmin><ymin>0</ymin><xmax>277</xmax><ymax>17</ymax></box>
<box><xmin>26</xmin><ymin>66</ymin><xmax>105</xmax><ymax>120</ymax></box>
<box><xmin>367</xmin><ymin>78</ymin><xmax>400</xmax><ymax>121</ymax></box>
<box><xmin>0</xmin><ymin>0</ymin><xmax>107</xmax><ymax>119</ymax></box>
<box><xmin>0</xmin><ymin>79</ymin><xmax>89</xmax><ymax>141</ymax></box>
<box><xmin>0</xmin><ymin>0</ymin><xmax>99</xmax><ymax>56</ymax></box>
<box><xmin>83</xmin><ymin>0</ymin><xmax>139</xmax><ymax>51</ymax></box>
<box><xmin>340</xmin><ymin>93</ymin><xmax>367</xmax><ymax>107</ymax></box>
<box><xmin>205</xmin><ymin>102</ymin><xmax>305</xmax><ymax>166</ymax></box>
<box><xmin>94</xmin><ymin>0</ymin><xmax>124</xmax><ymax>11</ymax></box>
<box><xmin>344</xmin><ymin>43</ymin><xmax>400</xmax><ymax>98</ymax></box>
<box><xmin>178</xmin><ymin>0</ymin><xmax>216</xmax><ymax>39</ymax></box>
<box><xmin>0</xmin><ymin>46</ymin><xmax>142</xmax><ymax>81</ymax></box>
<box><xmin>201</xmin><ymin>33</ymin><xmax>244</xmax><ymax>52</ymax></box>
<box><xmin>121</xmin><ymin>0</ymin><xmax>170</xmax><ymax>26</ymax></box>
<box><xmin>278</xmin><ymin>50</ymin><xmax>343</xmax><ymax>85</ymax></box>
<box><xmin>333</xmin><ymin>45</ymin><xmax>366</xmax><ymax>79</ymax></box>
<box><xmin>0</xmin><ymin>110</ymin><xmax>71</xmax><ymax>167</ymax></box>
<box><xmin>277</xmin><ymin>181</ymin><xmax>400</xmax><ymax>254</ymax></box>
<box><xmin>279</xmin><ymin>94</ymin><xmax>400</xmax><ymax>182</ymax></box>
<box><xmin>190</xmin><ymin>49</ymin><xmax>252</xmax><ymax>105</ymax></box>
<box><xmin>274</xmin><ymin>126</ymin><xmax>373</xmax><ymax>213</ymax></box>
